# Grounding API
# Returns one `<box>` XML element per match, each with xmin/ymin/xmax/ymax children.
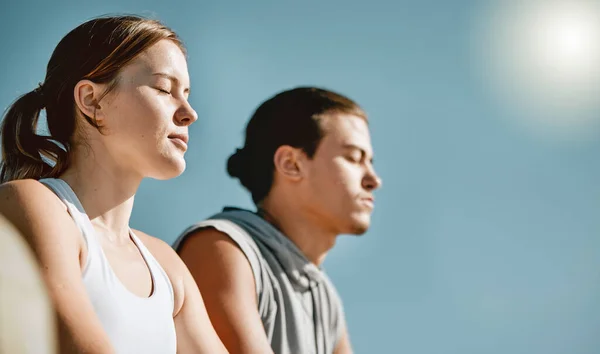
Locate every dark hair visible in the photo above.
<box><xmin>0</xmin><ymin>15</ymin><xmax>185</xmax><ymax>183</ymax></box>
<box><xmin>227</xmin><ymin>86</ymin><xmax>367</xmax><ymax>204</ymax></box>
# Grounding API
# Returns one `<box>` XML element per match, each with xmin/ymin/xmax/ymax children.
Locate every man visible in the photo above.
<box><xmin>175</xmin><ymin>87</ymin><xmax>382</xmax><ymax>354</ymax></box>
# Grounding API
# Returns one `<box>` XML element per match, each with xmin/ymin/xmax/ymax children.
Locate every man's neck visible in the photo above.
<box><xmin>259</xmin><ymin>198</ymin><xmax>338</xmax><ymax>267</ymax></box>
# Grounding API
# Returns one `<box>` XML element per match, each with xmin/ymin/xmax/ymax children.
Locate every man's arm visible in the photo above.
<box><xmin>334</xmin><ymin>326</ymin><xmax>354</xmax><ymax>354</ymax></box>
<box><xmin>178</xmin><ymin>228</ymin><xmax>275</xmax><ymax>354</ymax></box>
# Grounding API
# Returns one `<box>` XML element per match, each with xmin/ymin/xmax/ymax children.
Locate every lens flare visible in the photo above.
<box><xmin>473</xmin><ymin>0</ymin><xmax>600</xmax><ymax>140</ymax></box>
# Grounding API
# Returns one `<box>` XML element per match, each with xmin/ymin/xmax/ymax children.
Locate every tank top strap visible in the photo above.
<box><xmin>39</xmin><ymin>178</ymin><xmax>101</xmax><ymax>254</ymax></box>
<box><xmin>129</xmin><ymin>230</ymin><xmax>175</xmax><ymax>308</ymax></box>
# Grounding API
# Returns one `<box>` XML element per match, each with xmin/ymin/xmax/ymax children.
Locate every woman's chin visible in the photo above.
<box><xmin>150</xmin><ymin>159</ymin><xmax>186</xmax><ymax>180</ymax></box>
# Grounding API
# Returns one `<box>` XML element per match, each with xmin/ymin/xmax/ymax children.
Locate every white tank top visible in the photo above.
<box><xmin>41</xmin><ymin>178</ymin><xmax>177</xmax><ymax>354</ymax></box>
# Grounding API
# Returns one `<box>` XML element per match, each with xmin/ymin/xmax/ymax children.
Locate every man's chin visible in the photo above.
<box><xmin>346</xmin><ymin>216</ymin><xmax>371</xmax><ymax>235</ymax></box>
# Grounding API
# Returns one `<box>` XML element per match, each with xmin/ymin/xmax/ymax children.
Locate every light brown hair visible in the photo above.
<box><xmin>0</xmin><ymin>15</ymin><xmax>185</xmax><ymax>182</ymax></box>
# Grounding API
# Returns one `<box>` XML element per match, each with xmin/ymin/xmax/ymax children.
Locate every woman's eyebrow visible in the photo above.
<box><xmin>151</xmin><ymin>72</ymin><xmax>190</xmax><ymax>93</ymax></box>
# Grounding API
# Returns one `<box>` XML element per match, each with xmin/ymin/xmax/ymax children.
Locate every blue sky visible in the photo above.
<box><xmin>2</xmin><ymin>0</ymin><xmax>600</xmax><ymax>353</ymax></box>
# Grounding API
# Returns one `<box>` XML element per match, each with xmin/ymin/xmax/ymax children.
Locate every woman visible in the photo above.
<box><xmin>0</xmin><ymin>15</ymin><xmax>227</xmax><ymax>354</ymax></box>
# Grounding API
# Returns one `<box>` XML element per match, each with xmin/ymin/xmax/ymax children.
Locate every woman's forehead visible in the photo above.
<box><xmin>120</xmin><ymin>40</ymin><xmax>189</xmax><ymax>83</ymax></box>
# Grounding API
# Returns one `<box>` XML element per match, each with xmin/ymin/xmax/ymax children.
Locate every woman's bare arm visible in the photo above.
<box><xmin>0</xmin><ymin>180</ymin><xmax>114</xmax><ymax>354</ymax></box>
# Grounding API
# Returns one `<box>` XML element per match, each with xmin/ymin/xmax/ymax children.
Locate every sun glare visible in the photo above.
<box><xmin>474</xmin><ymin>0</ymin><xmax>600</xmax><ymax>139</ymax></box>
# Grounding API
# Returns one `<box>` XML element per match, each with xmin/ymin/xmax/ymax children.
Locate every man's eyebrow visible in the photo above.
<box><xmin>151</xmin><ymin>72</ymin><xmax>190</xmax><ymax>93</ymax></box>
<box><xmin>342</xmin><ymin>144</ymin><xmax>374</xmax><ymax>162</ymax></box>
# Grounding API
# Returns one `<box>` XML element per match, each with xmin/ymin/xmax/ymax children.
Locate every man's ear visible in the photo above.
<box><xmin>273</xmin><ymin>145</ymin><xmax>305</xmax><ymax>182</ymax></box>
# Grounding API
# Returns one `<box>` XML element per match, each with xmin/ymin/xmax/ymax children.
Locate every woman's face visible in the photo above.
<box><xmin>91</xmin><ymin>39</ymin><xmax>198</xmax><ymax>180</ymax></box>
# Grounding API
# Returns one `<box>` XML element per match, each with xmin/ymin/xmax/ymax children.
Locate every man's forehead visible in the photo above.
<box><xmin>320</xmin><ymin>114</ymin><xmax>372</xmax><ymax>152</ymax></box>
<box><xmin>322</xmin><ymin>114</ymin><xmax>370</xmax><ymax>138</ymax></box>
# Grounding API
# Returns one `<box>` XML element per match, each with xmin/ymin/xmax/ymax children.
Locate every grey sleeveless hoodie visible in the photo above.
<box><xmin>173</xmin><ymin>207</ymin><xmax>346</xmax><ymax>354</ymax></box>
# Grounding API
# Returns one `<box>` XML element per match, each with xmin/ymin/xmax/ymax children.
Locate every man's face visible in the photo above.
<box><xmin>299</xmin><ymin>114</ymin><xmax>382</xmax><ymax>235</ymax></box>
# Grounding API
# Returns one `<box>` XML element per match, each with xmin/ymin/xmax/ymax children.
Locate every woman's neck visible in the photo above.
<box><xmin>59</xmin><ymin>147</ymin><xmax>142</xmax><ymax>243</ymax></box>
